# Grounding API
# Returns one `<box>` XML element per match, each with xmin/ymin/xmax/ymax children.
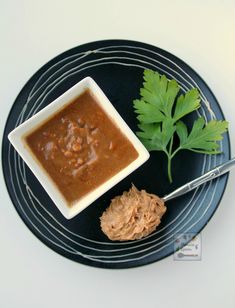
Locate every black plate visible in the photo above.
<box><xmin>2</xmin><ymin>40</ymin><xmax>230</xmax><ymax>269</ymax></box>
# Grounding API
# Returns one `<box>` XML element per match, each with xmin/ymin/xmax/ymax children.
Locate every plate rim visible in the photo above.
<box><xmin>1</xmin><ymin>39</ymin><xmax>231</xmax><ymax>269</ymax></box>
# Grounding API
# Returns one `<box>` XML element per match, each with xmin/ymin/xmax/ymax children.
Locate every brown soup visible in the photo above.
<box><xmin>25</xmin><ymin>90</ymin><xmax>138</xmax><ymax>205</ymax></box>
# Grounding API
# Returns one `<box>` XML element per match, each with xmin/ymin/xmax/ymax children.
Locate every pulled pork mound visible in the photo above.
<box><xmin>100</xmin><ymin>185</ymin><xmax>166</xmax><ymax>241</ymax></box>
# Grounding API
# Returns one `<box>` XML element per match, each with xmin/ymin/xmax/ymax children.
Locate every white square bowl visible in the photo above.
<box><xmin>8</xmin><ymin>77</ymin><xmax>150</xmax><ymax>219</ymax></box>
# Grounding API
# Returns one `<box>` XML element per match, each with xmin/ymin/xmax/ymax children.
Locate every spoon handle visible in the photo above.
<box><xmin>162</xmin><ymin>157</ymin><xmax>235</xmax><ymax>202</ymax></box>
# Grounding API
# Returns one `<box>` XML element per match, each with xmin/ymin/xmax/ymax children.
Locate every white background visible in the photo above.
<box><xmin>1</xmin><ymin>1</ymin><xmax>234</xmax><ymax>307</ymax></box>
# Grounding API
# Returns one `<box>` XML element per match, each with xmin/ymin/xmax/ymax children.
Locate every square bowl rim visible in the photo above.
<box><xmin>8</xmin><ymin>77</ymin><xmax>150</xmax><ymax>219</ymax></box>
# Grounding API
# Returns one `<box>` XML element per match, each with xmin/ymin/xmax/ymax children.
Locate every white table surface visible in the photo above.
<box><xmin>1</xmin><ymin>1</ymin><xmax>235</xmax><ymax>307</ymax></box>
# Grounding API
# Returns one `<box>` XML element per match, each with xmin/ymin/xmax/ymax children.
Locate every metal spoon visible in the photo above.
<box><xmin>163</xmin><ymin>157</ymin><xmax>235</xmax><ymax>202</ymax></box>
<box><xmin>100</xmin><ymin>157</ymin><xmax>235</xmax><ymax>241</ymax></box>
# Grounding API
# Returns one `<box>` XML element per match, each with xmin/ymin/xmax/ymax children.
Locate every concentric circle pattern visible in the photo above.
<box><xmin>2</xmin><ymin>40</ymin><xmax>230</xmax><ymax>268</ymax></box>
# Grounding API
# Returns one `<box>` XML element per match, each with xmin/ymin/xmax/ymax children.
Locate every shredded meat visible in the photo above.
<box><xmin>100</xmin><ymin>185</ymin><xmax>166</xmax><ymax>241</ymax></box>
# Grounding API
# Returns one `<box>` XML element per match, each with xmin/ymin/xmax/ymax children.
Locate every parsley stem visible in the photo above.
<box><xmin>168</xmin><ymin>135</ymin><xmax>174</xmax><ymax>156</ymax></box>
<box><xmin>167</xmin><ymin>156</ymin><xmax>173</xmax><ymax>183</ymax></box>
<box><xmin>167</xmin><ymin>136</ymin><xmax>174</xmax><ymax>183</ymax></box>
<box><xmin>170</xmin><ymin>146</ymin><xmax>181</xmax><ymax>159</ymax></box>
<box><xmin>166</xmin><ymin>146</ymin><xmax>182</xmax><ymax>183</ymax></box>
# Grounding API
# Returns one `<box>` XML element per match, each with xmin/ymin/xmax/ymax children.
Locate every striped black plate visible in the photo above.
<box><xmin>2</xmin><ymin>40</ymin><xmax>230</xmax><ymax>269</ymax></box>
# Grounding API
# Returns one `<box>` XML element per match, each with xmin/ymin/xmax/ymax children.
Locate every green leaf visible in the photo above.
<box><xmin>133</xmin><ymin>69</ymin><xmax>229</xmax><ymax>183</ymax></box>
<box><xmin>136</xmin><ymin>123</ymin><xmax>163</xmax><ymax>151</ymax></box>
<box><xmin>137</xmin><ymin>123</ymin><xmax>161</xmax><ymax>139</ymax></box>
<box><xmin>133</xmin><ymin>99</ymin><xmax>165</xmax><ymax>123</ymax></box>
<box><xmin>176</xmin><ymin>121</ymin><xmax>188</xmax><ymax>144</ymax></box>
<box><xmin>138</xmin><ymin>137</ymin><xmax>163</xmax><ymax>152</ymax></box>
<box><xmin>137</xmin><ymin>119</ymin><xmax>175</xmax><ymax>152</ymax></box>
<box><xmin>173</xmin><ymin>89</ymin><xmax>200</xmax><ymax>122</ymax></box>
<box><xmin>160</xmin><ymin>119</ymin><xmax>176</xmax><ymax>149</ymax></box>
<box><xmin>179</xmin><ymin>117</ymin><xmax>228</xmax><ymax>154</ymax></box>
<box><xmin>140</xmin><ymin>70</ymin><xmax>180</xmax><ymax>117</ymax></box>
<box><xmin>164</xmin><ymin>79</ymin><xmax>180</xmax><ymax>117</ymax></box>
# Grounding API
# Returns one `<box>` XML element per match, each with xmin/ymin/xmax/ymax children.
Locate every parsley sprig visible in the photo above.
<box><xmin>134</xmin><ymin>70</ymin><xmax>228</xmax><ymax>183</ymax></box>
